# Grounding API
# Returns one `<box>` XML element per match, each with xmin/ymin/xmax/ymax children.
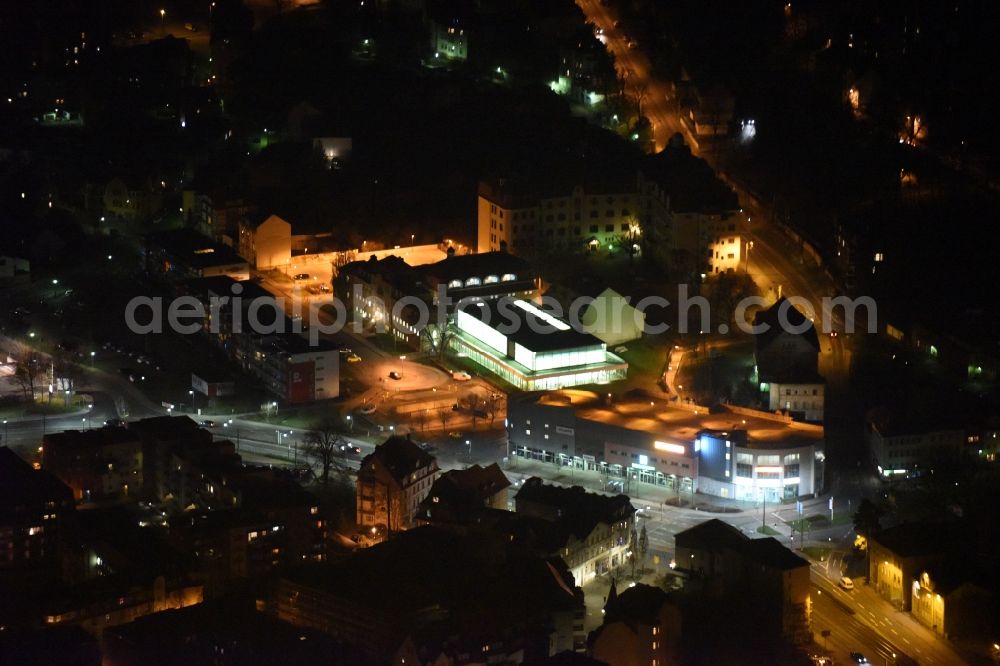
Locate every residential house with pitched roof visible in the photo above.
<box><xmin>515</xmin><ymin>477</ymin><xmax>635</xmax><ymax>587</ymax></box>
<box><xmin>754</xmin><ymin>297</ymin><xmax>825</xmax><ymax>422</ymax></box>
<box><xmin>356</xmin><ymin>436</ymin><xmax>439</xmax><ymax>536</ymax></box>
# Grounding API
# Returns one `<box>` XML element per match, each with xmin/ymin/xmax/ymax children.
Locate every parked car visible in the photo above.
<box><xmin>614</xmin><ymin>345</ymin><xmax>628</xmax><ymax>354</ymax></box>
<box><xmin>388</xmin><ymin>371</ymin><xmax>402</xmax><ymax>380</ymax></box>
<box><xmin>293</xmin><ymin>273</ymin><xmax>310</xmax><ymax>280</ymax></box>
<box><xmin>346</xmin><ymin>354</ymin><xmax>362</xmax><ymax>363</ymax></box>
<box><xmin>452</xmin><ymin>371</ymin><xmax>471</xmax><ymax>381</ymax></box>
<box><xmin>448</xmin><ymin>431</ymin><xmax>463</xmax><ymax>439</ymax></box>
<box><xmin>839</xmin><ymin>576</ymin><xmax>855</xmax><ymax>591</ymax></box>
<box><xmin>358</xmin><ymin>404</ymin><xmax>376</xmax><ymax>415</ymax></box>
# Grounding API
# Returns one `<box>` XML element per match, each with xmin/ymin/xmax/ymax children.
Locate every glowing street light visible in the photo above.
<box><xmin>159</xmin><ymin>8</ymin><xmax>166</xmax><ymax>34</ymax></box>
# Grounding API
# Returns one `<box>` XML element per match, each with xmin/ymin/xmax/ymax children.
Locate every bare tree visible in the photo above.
<box><xmin>437</xmin><ymin>409</ymin><xmax>449</xmax><ymax>432</ymax></box>
<box><xmin>114</xmin><ymin>396</ymin><xmax>130</xmax><ymax>420</ymax></box>
<box><xmin>413</xmin><ymin>409</ymin><xmax>428</xmax><ymax>433</ymax></box>
<box><xmin>303</xmin><ymin>417</ymin><xmax>347</xmax><ymax>483</ymax></box>
<box><xmin>628</xmin><ymin>525</ymin><xmax>639</xmax><ymax>579</ymax></box>
<box><xmin>630</xmin><ymin>80</ymin><xmax>649</xmax><ymax>117</ymax></box>
<box><xmin>459</xmin><ymin>393</ymin><xmax>483</xmax><ymax>431</ymax></box>
<box><xmin>53</xmin><ymin>351</ymin><xmax>81</xmax><ymax>395</ymax></box>
<box><xmin>420</xmin><ymin>322</ymin><xmax>458</xmax><ymax>361</ymax></box>
<box><xmin>638</xmin><ymin>523</ymin><xmax>649</xmax><ymax>574</ymax></box>
<box><xmin>8</xmin><ymin>345</ymin><xmax>45</xmax><ymax>403</ymax></box>
<box><xmin>260</xmin><ymin>401</ymin><xmax>278</xmax><ymax>421</ymax></box>
<box><xmin>482</xmin><ymin>392</ymin><xmax>505</xmax><ymax>427</ymax></box>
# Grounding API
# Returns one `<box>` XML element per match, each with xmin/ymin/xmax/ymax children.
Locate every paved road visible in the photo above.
<box><xmin>812</xmin><ymin>560</ymin><xmax>969</xmax><ymax>666</ymax></box>
<box><xmin>576</xmin><ymin>0</ymin><xmax>686</xmax><ymax>153</ymax></box>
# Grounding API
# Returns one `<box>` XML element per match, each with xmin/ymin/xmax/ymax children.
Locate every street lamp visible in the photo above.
<box><xmin>90</xmin><ymin>350</ymin><xmax>95</xmax><ymax>367</ymax></box>
<box><xmin>224</xmin><ymin>418</ymin><xmax>240</xmax><ymax>451</ymax></box>
<box><xmin>159</xmin><ymin>8</ymin><xmax>166</xmax><ymax>33</ymax></box>
<box><xmin>346</xmin><ymin>415</ymin><xmax>353</xmax><ymax>433</ymax></box>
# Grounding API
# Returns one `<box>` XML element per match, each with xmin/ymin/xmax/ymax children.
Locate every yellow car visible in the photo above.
<box><xmin>346</xmin><ymin>354</ymin><xmax>362</xmax><ymax>363</ymax></box>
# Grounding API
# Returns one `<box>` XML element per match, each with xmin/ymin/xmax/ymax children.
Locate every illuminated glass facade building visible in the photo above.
<box><xmin>451</xmin><ymin>299</ymin><xmax>628</xmax><ymax>391</ymax></box>
<box><xmin>507</xmin><ymin>390</ymin><xmax>824</xmax><ymax>501</ymax></box>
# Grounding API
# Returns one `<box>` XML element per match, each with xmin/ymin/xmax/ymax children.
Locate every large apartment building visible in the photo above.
<box><xmin>476</xmin><ymin>171</ymin><xmax>670</xmax><ymax>257</ymax></box>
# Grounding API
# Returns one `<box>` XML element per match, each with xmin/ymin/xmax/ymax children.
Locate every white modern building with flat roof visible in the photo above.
<box><xmin>451</xmin><ymin>299</ymin><xmax>627</xmax><ymax>391</ymax></box>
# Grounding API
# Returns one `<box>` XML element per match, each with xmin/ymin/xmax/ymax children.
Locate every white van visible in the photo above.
<box><xmin>452</xmin><ymin>371</ymin><xmax>471</xmax><ymax>381</ymax></box>
<box><xmin>839</xmin><ymin>576</ymin><xmax>855</xmax><ymax>591</ymax></box>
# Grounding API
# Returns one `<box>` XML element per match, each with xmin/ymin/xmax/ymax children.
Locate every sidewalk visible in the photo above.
<box><xmin>505</xmin><ymin>455</ymin><xmax>751</xmax><ymax>514</ymax></box>
<box><xmin>0</xmin><ymin>402</ymin><xmax>93</xmax><ymax>423</ymax></box>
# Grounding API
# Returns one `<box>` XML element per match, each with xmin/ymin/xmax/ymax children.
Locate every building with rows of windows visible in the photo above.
<box><xmin>507</xmin><ymin>390</ymin><xmax>824</xmax><ymax>502</ymax></box>
<box><xmin>476</xmin><ymin>172</ymin><xmax>670</xmax><ymax>257</ymax></box>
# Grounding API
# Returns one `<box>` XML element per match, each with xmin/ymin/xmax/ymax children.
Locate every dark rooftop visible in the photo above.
<box><xmin>753</xmin><ymin>297</ymin><xmax>821</xmax><ymax>353</ymax></box>
<box><xmin>676</xmin><ymin>519</ymin><xmax>808</xmax><ymax>571</ymax></box>
<box><xmin>339</xmin><ymin>254</ymin><xmax>426</xmax><ymax>297</ymax></box>
<box><xmin>147</xmin><ymin>228</ymin><xmax>248</xmax><ymax>269</ymax></box>
<box><xmin>608</xmin><ymin>582</ymin><xmax>673</xmax><ymax>625</ymax></box>
<box><xmin>363</xmin><ymin>436</ymin><xmax>438</xmax><ymax>483</ymax></box>
<box><xmin>421</xmin><ymin>251</ymin><xmax>532</xmax><ymax>283</ymax></box>
<box><xmin>746</xmin><ymin>537</ymin><xmax>809</xmax><ymax>571</ymax></box>
<box><xmin>642</xmin><ymin>146</ymin><xmax>738</xmax><ymax>213</ymax></box>
<box><xmin>674</xmin><ymin>518</ymin><xmax>746</xmax><ymax>551</ymax></box>
<box><xmin>515</xmin><ymin>477</ymin><xmax>635</xmax><ymax>540</ymax></box>
<box><xmin>280</xmin><ymin>526</ymin><xmax>581</xmax><ymax>629</ymax></box>
<box><xmin>103</xmin><ymin>595</ymin><xmax>350</xmax><ymax>665</ymax></box>
<box><xmin>872</xmin><ymin>521</ymin><xmax>964</xmax><ymax>558</ymax></box>
<box><xmin>438</xmin><ymin>463</ymin><xmax>510</xmax><ymax>497</ymax></box>
<box><xmin>127</xmin><ymin>415</ymin><xmax>205</xmax><ymax>439</ymax></box>
<box><xmin>43</xmin><ymin>428</ymin><xmax>140</xmax><ymax>451</ymax></box>
<box><xmin>258</xmin><ymin>332</ymin><xmax>337</xmax><ymax>356</ymax></box>
<box><xmin>0</xmin><ymin>446</ymin><xmax>73</xmax><ymax>514</ymax></box>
